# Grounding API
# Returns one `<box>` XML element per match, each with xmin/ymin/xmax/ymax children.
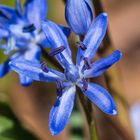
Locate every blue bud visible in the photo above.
<box><xmin>65</xmin><ymin>0</ymin><xmax>93</xmax><ymax>35</ymax></box>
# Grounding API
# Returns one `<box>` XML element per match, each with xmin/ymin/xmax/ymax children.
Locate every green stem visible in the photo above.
<box><xmin>79</xmin><ymin>36</ymin><xmax>98</xmax><ymax>140</ymax></box>
<box><xmin>77</xmin><ymin>89</ymin><xmax>98</xmax><ymax>140</ymax></box>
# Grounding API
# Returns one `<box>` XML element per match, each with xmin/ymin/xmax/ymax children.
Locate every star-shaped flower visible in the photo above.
<box><xmin>0</xmin><ymin>0</ymin><xmax>70</xmax><ymax>86</ymax></box>
<box><xmin>9</xmin><ymin>13</ymin><xmax>122</xmax><ymax>135</ymax></box>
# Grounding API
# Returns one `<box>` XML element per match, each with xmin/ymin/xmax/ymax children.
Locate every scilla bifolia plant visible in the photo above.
<box><xmin>9</xmin><ymin>0</ymin><xmax>122</xmax><ymax>136</ymax></box>
<box><xmin>0</xmin><ymin>0</ymin><xmax>122</xmax><ymax>138</ymax></box>
<box><xmin>0</xmin><ymin>0</ymin><xmax>70</xmax><ymax>86</ymax></box>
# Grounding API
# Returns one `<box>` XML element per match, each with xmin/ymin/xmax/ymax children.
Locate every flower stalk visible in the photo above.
<box><xmin>78</xmin><ymin>36</ymin><xmax>98</xmax><ymax>140</ymax></box>
<box><xmin>77</xmin><ymin>88</ymin><xmax>98</xmax><ymax>140</ymax></box>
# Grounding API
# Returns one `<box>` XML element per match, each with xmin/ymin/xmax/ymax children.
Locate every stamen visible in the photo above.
<box><xmin>56</xmin><ymin>80</ymin><xmax>63</xmax><ymax>96</ymax></box>
<box><xmin>82</xmin><ymin>78</ymin><xmax>88</xmax><ymax>92</ymax></box>
<box><xmin>83</xmin><ymin>57</ymin><xmax>91</xmax><ymax>69</ymax></box>
<box><xmin>41</xmin><ymin>62</ymin><xmax>49</xmax><ymax>73</ymax></box>
<box><xmin>76</xmin><ymin>41</ymin><xmax>87</xmax><ymax>50</ymax></box>
<box><xmin>48</xmin><ymin>46</ymin><xmax>65</xmax><ymax>56</ymax></box>
<box><xmin>23</xmin><ymin>24</ymin><xmax>36</xmax><ymax>33</ymax></box>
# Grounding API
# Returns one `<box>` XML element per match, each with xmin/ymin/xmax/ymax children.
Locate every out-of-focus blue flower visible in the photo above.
<box><xmin>65</xmin><ymin>0</ymin><xmax>93</xmax><ymax>35</ymax></box>
<box><xmin>0</xmin><ymin>0</ymin><xmax>70</xmax><ymax>86</ymax></box>
<box><xmin>10</xmin><ymin>13</ymin><xmax>122</xmax><ymax>135</ymax></box>
<box><xmin>129</xmin><ymin>103</ymin><xmax>140</xmax><ymax>140</ymax></box>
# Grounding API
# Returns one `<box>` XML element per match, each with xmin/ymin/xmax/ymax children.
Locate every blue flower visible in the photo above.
<box><xmin>65</xmin><ymin>0</ymin><xmax>93</xmax><ymax>35</ymax></box>
<box><xmin>9</xmin><ymin>13</ymin><xmax>122</xmax><ymax>135</ymax></box>
<box><xmin>0</xmin><ymin>0</ymin><xmax>70</xmax><ymax>86</ymax></box>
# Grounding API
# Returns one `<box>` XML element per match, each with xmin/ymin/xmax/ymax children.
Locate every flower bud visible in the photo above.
<box><xmin>65</xmin><ymin>0</ymin><xmax>93</xmax><ymax>35</ymax></box>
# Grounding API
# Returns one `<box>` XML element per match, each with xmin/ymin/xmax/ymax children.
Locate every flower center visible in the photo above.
<box><xmin>64</xmin><ymin>64</ymin><xmax>80</xmax><ymax>83</ymax></box>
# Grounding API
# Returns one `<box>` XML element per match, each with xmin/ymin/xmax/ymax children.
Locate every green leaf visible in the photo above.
<box><xmin>0</xmin><ymin>136</ymin><xmax>14</xmax><ymax>140</ymax></box>
<box><xmin>0</xmin><ymin>116</ymin><xmax>14</xmax><ymax>133</ymax></box>
<box><xmin>0</xmin><ymin>103</ymin><xmax>37</xmax><ymax>140</ymax></box>
<box><xmin>70</xmin><ymin>136</ymin><xmax>83</xmax><ymax>140</ymax></box>
<box><xmin>70</xmin><ymin>112</ymin><xmax>83</xmax><ymax>128</ymax></box>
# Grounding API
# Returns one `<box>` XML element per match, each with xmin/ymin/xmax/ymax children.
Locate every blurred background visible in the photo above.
<box><xmin>0</xmin><ymin>0</ymin><xmax>140</xmax><ymax>140</ymax></box>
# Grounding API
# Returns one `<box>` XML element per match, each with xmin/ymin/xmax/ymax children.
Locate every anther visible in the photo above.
<box><xmin>56</xmin><ymin>80</ymin><xmax>63</xmax><ymax>96</ymax></box>
<box><xmin>83</xmin><ymin>57</ymin><xmax>91</xmax><ymax>69</ymax></box>
<box><xmin>41</xmin><ymin>62</ymin><xmax>49</xmax><ymax>73</ymax></box>
<box><xmin>23</xmin><ymin>24</ymin><xmax>36</xmax><ymax>33</ymax></box>
<box><xmin>82</xmin><ymin>78</ymin><xmax>88</xmax><ymax>92</ymax></box>
<box><xmin>76</xmin><ymin>41</ymin><xmax>87</xmax><ymax>50</ymax></box>
<box><xmin>48</xmin><ymin>46</ymin><xmax>65</xmax><ymax>56</ymax></box>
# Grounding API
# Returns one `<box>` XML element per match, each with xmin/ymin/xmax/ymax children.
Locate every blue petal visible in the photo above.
<box><xmin>9</xmin><ymin>60</ymin><xmax>65</xmax><ymax>82</ymax></box>
<box><xmin>0</xmin><ymin>6</ymin><xmax>14</xmax><ymax>19</ymax></box>
<box><xmin>23</xmin><ymin>45</ymin><xmax>41</xmax><ymax>62</ymax></box>
<box><xmin>79</xmin><ymin>82</ymin><xmax>117</xmax><ymax>115</ymax></box>
<box><xmin>0</xmin><ymin>28</ymin><xmax>9</xmax><ymax>38</ymax></box>
<box><xmin>0</xmin><ymin>53</ymin><xmax>20</xmax><ymax>77</ymax></box>
<box><xmin>58</xmin><ymin>25</ymin><xmax>71</xmax><ymax>37</ymax></box>
<box><xmin>49</xmin><ymin>86</ymin><xmax>76</xmax><ymax>135</ymax></box>
<box><xmin>41</xmin><ymin>20</ymin><xmax>73</xmax><ymax>67</ymax></box>
<box><xmin>65</xmin><ymin>0</ymin><xmax>93</xmax><ymax>35</ymax></box>
<box><xmin>0</xmin><ymin>45</ymin><xmax>7</xmax><ymax>50</ymax></box>
<box><xmin>41</xmin><ymin>20</ymin><xmax>71</xmax><ymax>55</ymax></box>
<box><xmin>76</xmin><ymin>47</ymin><xmax>84</xmax><ymax>66</ymax></box>
<box><xmin>0</xmin><ymin>60</ymin><xmax>11</xmax><ymax>77</ymax></box>
<box><xmin>15</xmin><ymin>0</ymin><xmax>22</xmax><ymax>16</ymax></box>
<box><xmin>84</xmin><ymin>50</ymin><xmax>122</xmax><ymax>78</ymax></box>
<box><xmin>24</xmin><ymin>0</ymin><xmax>48</xmax><ymax>28</ymax></box>
<box><xmin>17</xmin><ymin>45</ymin><xmax>41</xmax><ymax>86</ymax></box>
<box><xmin>19</xmin><ymin>74</ymin><xmax>33</xmax><ymax>86</ymax></box>
<box><xmin>83</xmin><ymin>13</ymin><xmax>108</xmax><ymax>60</ymax></box>
<box><xmin>39</xmin><ymin>31</ymin><xmax>50</xmax><ymax>48</ymax></box>
<box><xmin>0</xmin><ymin>5</ymin><xmax>17</xmax><ymax>26</ymax></box>
<box><xmin>4</xmin><ymin>36</ymin><xmax>16</xmax><ymax>55</ymax></box>
<box><xmin>40</xmin><ymin>25</ymin><xmax>71</xmax><ymax>48</ymax></box>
